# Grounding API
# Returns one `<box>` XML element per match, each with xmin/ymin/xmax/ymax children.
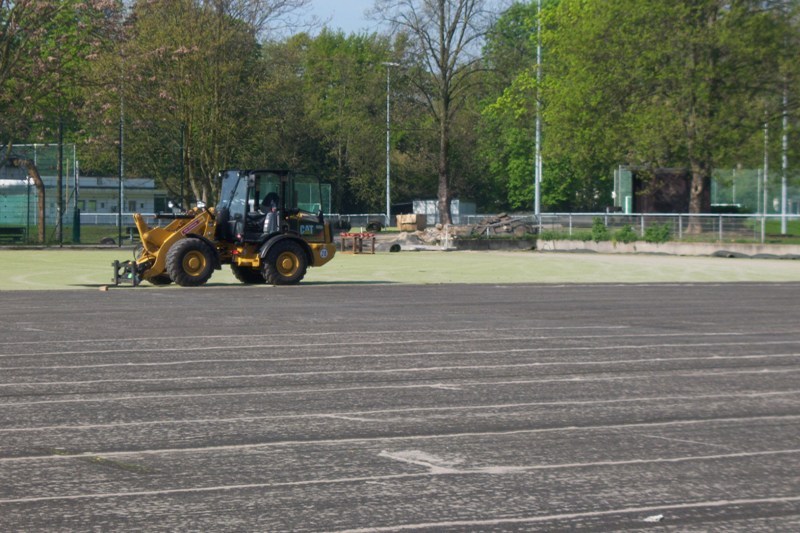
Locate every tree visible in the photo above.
<box><xmin>80</xmin><ymin>0</ymin><xmax>310</xmax><ymax>205</ymax></box>
<box><xmin>480</xmin><ymin>1</ymin><xmax>604</xmax><ymax>212</ymax></box>
<box><xmin>376</xmin><ymin>0</ymin><xmax>495</xmax><ymax>224</ymax></box>
<box><xmin>479</xmin><ymin>2</ymin><xmax>537</xmax><ymax>211</ymax></box>
<box><xmin>0</xmin><ymin>0</ymin><xmax>118</xmax><ymax>145</ymax></box>
<box><xmin>543</xmin><ymin>0</ymin><xmax>792</xmax><ymax>225</ymax></box>
<box><xmin>300</xmin><ymin>30</ymin><xmax>394</xmax><ymax>213</ymax></box>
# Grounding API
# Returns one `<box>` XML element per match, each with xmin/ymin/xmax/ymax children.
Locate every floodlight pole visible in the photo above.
<box><xmin>534</xmin><ymin>0</ymin><xmax>542</xmax><ymax>227</ymax></box>
<box><xmin>762</xmin><ymin>120</ymin><xmax>768</xmax><ymax>244</ymax></box>
<box><xmin>118</xmin><ymin>95</ymin><xmax>124</xmax><ymax>247</ymax></box>
<box><xmin>383</xmin><ymin>61</ymin><xmax>399</xmax><ymax>229</ymax></box>
<box><xmin>781</xmin><ymin>85</ymin><xmax>788</xmax><ymax>235</ymax></box>
<box><xmin>57</xmin><ymin>116</ymin><xmax>64</xmax><ymax>246</ymax></box>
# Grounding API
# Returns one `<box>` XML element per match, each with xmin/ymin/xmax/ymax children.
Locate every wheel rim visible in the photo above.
<box><xmin>276</xmin><ymin>251</ymin><xmax>299</xmax><ymax>277</ymax></box>
<box><xmin>183</xmin><ymin>251</ymin><xmax>207</xmax><ymax>276</ymax></box>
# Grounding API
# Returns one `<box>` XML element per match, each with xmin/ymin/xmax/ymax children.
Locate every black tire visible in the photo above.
<box><xmin>166</xmin><ymin>238</ymin><xmax>215</xmax><ymax>287</ymax></box>
<box><xmin>231</xmin><ymin>264</ymin><xmax>266</xmax><ymax>284</ymax></box>
<box><xmin>147</xmin><ymin>274</ymin><xmax>173</xmax><ymax>286</ymax></box>
<box><xmin>262</xmin><ymin>240</ymin><xmax>307</xmax><ymax>285</ymax></box>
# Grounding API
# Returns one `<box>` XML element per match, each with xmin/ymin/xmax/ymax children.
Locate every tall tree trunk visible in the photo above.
<box><xmin>438</xmin><ymin>115</ymin><xmax>452</xmax><ymax>225</ymax></box>
<box><xmin>687</xmin><ymin>159</ymin><xmax>711</xmax><ymax>234</ymax></box>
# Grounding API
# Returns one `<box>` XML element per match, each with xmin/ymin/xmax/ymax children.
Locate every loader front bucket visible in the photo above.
<box><xmin>112</xmin><ymin>260</ymin><xmax>141</xmax><ymax>286</ymax></box>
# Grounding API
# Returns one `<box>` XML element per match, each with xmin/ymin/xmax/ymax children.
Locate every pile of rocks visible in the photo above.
<box><xmin>378</xmin><ymin>215</ymin><xmax>536</xmax><ymax>252</ymax></box>
<box><xmin>393</xmin><ymin>225</ymin><xmax>455</xmax><ymax>248</ymax></box>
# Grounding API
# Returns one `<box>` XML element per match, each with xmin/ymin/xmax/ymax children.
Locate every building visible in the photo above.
<box><xmin>392</xmin><ymin>199</ymin><xmax>477</xmax><ymax>225</ymax></box>
<box><xmin>1</xmin><ymin>163</ymin><xmax>167</xmax><ymax>226</ymax></box>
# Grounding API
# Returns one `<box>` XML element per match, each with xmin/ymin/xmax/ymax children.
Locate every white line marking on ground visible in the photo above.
<box><xmin>0</xmin><ymin>449</ymin><xmax>798</xmax><ymax>504</ymax></box>
<box><xmin>322</xmin><ymin>415</ymin><xmax>386</xmax><ymax>423</ymax></box>
<box><xmin>2</xmin><ymin>350</ymin><xmax>798</xmax><ymax>373</ymax></box>
<box><xmin>0</xmin><ymin>334</ymin><xmax>800</xmax><ymax>361</ymax></box>
<box><xmin>379</xmin><ymin>450</ymin><xmax>464</xmax><ymax>473</ymax></box>
<box><xmin>2</xmin><ymin>372</ymin><xmax>799</xmax><ymax>408</ymax></box>
<box><xmin>0</xmin><ymin>331</ymin><xmax>787</xmax><ymax>359</ymax></box>
<box><xmin>0</xmin><ymin>325</ymin><xmax>630</xmax><ymax>347</ymax></box>
<box><xmin>2</xmin><ymin>414</ymin><xmax>799</xmax><ymax>463</ymax></box>
<box><xmin>3</xmin><ymin>391</ymin><xmax>795</xmax><ymax>433</ymax></box>
<box><xmin>377</xmin><ymin>448</ymin><xmax>800</xmax><ymax>476</ymax></box>
<box><xmin>3</xmin><ymin>359</ymin><xmax>799</xmax><ymax>388</ymax></box>
<box><xmin>7</xmin><ymin>274</ymin><xmax>47</xmax><ymax>287</ymax></box>
<box><xmin>334</xmin><ymin>495</ymin><xmax>800</xmax><ymax>532</ymax></box>
<box><xmin>631</xmin><ymin>433</ymin><xmax>735</xmax><ymax>451</ymax></box>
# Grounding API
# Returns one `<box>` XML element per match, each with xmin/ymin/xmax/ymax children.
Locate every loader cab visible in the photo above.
<box><xmin>215</xmin><ymin>169</ymin><xmax>327</xmax><ymax>244</ymax></box>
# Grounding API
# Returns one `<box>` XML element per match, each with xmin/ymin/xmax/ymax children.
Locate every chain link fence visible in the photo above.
<box><xmin>463</xmin><ymin>212</ymin><xmax>800</xmax><ymax>244</ymax></box>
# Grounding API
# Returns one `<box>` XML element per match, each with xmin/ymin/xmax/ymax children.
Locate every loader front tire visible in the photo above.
<box><xmin>262</xmin><ymin>240</ymin><xmax>307</xmax><ymax>285</ymax></box>
<box><xmin>147</xmin><ymin>274</ymin><xmax>173</xmax><ymax>286</ymax></box>
<box><xmin>166</xmin><ymin>238</ymin><xmax>214</xmax><ymax>287</ymax></box>
<box><xmin>231</xmin><ymin>264</ymin><xmax>266</xmax><ymax>284</ymax></box>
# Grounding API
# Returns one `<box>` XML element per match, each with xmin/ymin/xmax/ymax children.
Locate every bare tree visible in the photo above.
<box><xmin>375</xmin><ymin>0</ymin><xmax>494</xmax><ymax>224</ymax></box>
<box><xmin>201</xmin><ymin>0</ymin><xmax>312</xmax><ymax>40</ymax></box>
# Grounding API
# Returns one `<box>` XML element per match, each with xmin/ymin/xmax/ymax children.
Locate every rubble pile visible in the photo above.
<box><xmin>470</xmin><ymin>213</ymin><xmax>535</xmax><ymax>238</ymax></box>
<box><xmin>381</xmin><ymin>216</ymin><xmax>536</xmax><ymax>251</ymax></box>
<box><xmin>395</xmin><ymin>226</ymin><xmax>455</xmax><ymax>246</ymax></box>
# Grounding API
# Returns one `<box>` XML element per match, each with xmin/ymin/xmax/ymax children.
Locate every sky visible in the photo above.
<box><xmin>307</xmin><ymin>0</ymin><xmax>378</xmax><ymax>34</ymax></box>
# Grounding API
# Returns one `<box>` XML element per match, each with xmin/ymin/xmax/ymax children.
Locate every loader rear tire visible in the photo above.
<box><xmin>231</xmin><ymin>264</ymin><xmax>266</xmax><ymax>284</ymax></box>
<box><xmin>166</xmin><ymin>238</ymin><xmax>214</xmax><ymax>287</ymax></box>
<box><xmin>262</xmin><ymin>240</ymin><xmax>307</xmax><ymax>285</ymax></box>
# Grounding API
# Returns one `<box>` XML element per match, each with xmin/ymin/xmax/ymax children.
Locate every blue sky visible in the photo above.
<box><xmin>308</xmin><ymin>0</ymin><xmax>377</xmax><ymax>34</ymax></box>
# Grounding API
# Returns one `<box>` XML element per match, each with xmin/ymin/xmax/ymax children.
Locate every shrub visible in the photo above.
<box><xmin>644</xmin><ymin>223</ymin><xmax>671</xmax><ymax>243</ymax></box>
<box><xmin>539</xmin><ymin>229</ymin><xmax>594</xmax><ymax>241</ymax></box>
<box><xmin>591</xmin><ymin>217</ymin><xmax>610</xmax><ymax>242</ymax></box>
<box><xmin>538</xmin><ymin>230</ymin><xmax>564</xmax><ymax>241</ymax></box>
<box><xmin>614</xmin><ymin>224</ymin><xmax>638</xmax><ymax>244</ymax></box>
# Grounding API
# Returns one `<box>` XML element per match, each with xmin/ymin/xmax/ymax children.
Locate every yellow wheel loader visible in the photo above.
<box><xmin>112</xmin><ymin>169</ymin><xmax>335</xmax><ymax>287</ymax></box>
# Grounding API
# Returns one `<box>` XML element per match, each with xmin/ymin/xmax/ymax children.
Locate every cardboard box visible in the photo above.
<box><xmin>396</xmin><ymin>214</ymin><xmax>427</xmax><ymax>231</ymax></box>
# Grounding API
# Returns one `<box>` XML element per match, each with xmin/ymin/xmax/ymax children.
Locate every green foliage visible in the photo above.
<box><xmin>614</xmin><ymin>224</ymin><xmax>638</xmax><ymax>244</ymax></box>
<box><xmin>542</xmin><ymin>0</ymin><xmax>795</xmax><ymax>215</ymax></box>
<box><xmin>0</xmin><ymin>0</ymin><xmax>118</xmax><ymax>144</ymax></box>
<box><xmin>539</xmin><ymin>229</ymin><xmax>593</xmax><ymax>241</ymax></box>
<box><xmin>3</xmin><ymin>0</ymin><xmax>800</xmax><ymax>221</ymax></box>
<box><xmin>644</xmin><ymin>223</ymin><xmax>672</xmax><ymax>244</ymax></box>
<box><xmin>293</xmin><ymin>31</ymin><xmax>395</xmax><ymax>212</ymax></box>
<box><xmin>591</xmin><ymin>217</ymin><xmax>610</xmax><ymax>242</ymax></box>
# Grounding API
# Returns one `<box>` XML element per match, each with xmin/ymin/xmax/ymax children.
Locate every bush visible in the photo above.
<box><xmin>614</xmin><ymin>224</ymin><xmax>638</xmax><ymax>244</ymax></box>
<box><xmin>538</xmin><ymin>230</ymin><xmax>564</xmax><ymax>241</ymax></box>
<box><xmin>644</xmin><ymin>223</ymin><xmax>671</xmax><ymax>243</ymax></box>
<box><xmin>539</xmin><ymin>229</ymin><xmax>593</xmax><ymax>241</ymax></box>
<box><xmin>591</xmin><ymin>217</ymin><xmax>610</xmax><ymax>242</ymax></box>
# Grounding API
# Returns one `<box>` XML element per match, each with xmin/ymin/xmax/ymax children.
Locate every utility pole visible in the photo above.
<box><xmin>118</xmin><ymin>95</ymin><xmax>124</xmax><ymax>247</ymax></box>
<box><xmin>57</xmin><ymin>116</ymin><xmax>64</xmax><ymax>246</ymax></box>
<box><xmin>781</xmin><ymin>85</ymin><xmax>788</xmax><ymax>235</ymax></box>
<box><xmin>383</xmin><ymin>62</ymin><xmax>399</xmax><ymax>229</ymax></box>
<box><xmin>180</xmin><ymin>122</ymin><xmax>185</xmax><ymax>210</ymax></box>
<box><xmin>762</xmin><ymin>120</ymin><xmax>768</xmax><ymax>243</ymax></box>
<box><xmin>534</xmin><ymin>0</ymin><xmax>542</xmax><ymax>226</ymax></box>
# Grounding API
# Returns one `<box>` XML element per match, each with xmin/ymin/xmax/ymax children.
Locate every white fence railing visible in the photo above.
<box><xmin>462</xmin><ymin>212</ymin><xmax>798</xmax><ymax>244</ymax></box>
<box><xmin>74</xmin><ymin>211</ymin><xmax>798</xmax><ymax>244</ymax></box>
<box><xmin>79</xmin><ymin>213</ymin><xmax>158</xmax><ymax>226</ymax></box>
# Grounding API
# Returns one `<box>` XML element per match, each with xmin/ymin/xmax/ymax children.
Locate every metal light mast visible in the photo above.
<box><xmin>383</xmin><ymin>62</ymin><xmax>399</xmax><ymax>228</ymax></box>
<box><xmin>534</xmin><ymin>0</ymin><xmax>542</xmax><ymax>224</ymax></box>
